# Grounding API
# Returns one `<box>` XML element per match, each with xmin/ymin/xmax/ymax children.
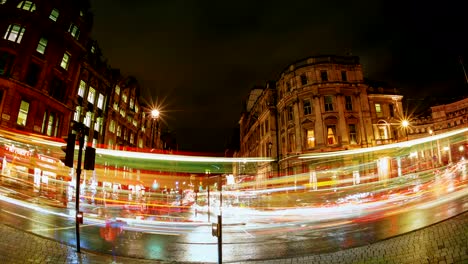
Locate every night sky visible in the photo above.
<box><xmin>89</xmin><ymin>0</ymin><xmax>468</xmax><ymax>153</ymax></box>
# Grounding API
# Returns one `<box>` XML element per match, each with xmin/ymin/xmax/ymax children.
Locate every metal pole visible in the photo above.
<box><xmin>75</xmin><ymin>127</ymin><xmax>84</xmax><ymax>253</ymax></box>
<box><xmin>207</xmin><ymin>187</ymin><xmax>210</xmax><ymax>222</ymax></box>
<box><xmin>217</xmin><ymin>175</ymin><xmax>222</xmax><ymax>264</ymax></box>
<box><xmin>217</xmin><ymin>214</ymin><xmax>222</xmax><ymax>264</ymax></box>
<box><xmin>155</xmin><ymin>119</ymin><xmax>160</xmax><ymax>149</ymax></box>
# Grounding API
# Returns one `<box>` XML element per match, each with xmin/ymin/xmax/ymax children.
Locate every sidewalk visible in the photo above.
<box><xmin>0</xmin><ymin>211</ymin><xmax>467</xmax><ymax>264</ymax></box>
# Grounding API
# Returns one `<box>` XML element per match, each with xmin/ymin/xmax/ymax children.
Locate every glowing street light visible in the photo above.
<box><xmin>402</xmin><ymin>120</ymin><xmax>409</xmax><ymax>141</ymax></box>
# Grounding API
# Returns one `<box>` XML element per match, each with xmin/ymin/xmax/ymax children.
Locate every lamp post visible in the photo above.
<box><xmin>402</xmin><ymin>120</ymin><xmax>409</xmax><ymax>141</ymax></box>
<box><xmin>151</xmin><ymin>109</ymin><xmax>160</xmax><ymax>149</ymax></box>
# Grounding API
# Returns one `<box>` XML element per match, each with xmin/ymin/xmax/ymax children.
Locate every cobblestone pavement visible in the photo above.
<box><xmin>0</xmin><ymin>211</ymin><xmax>467</xmax><ymax>264</ymax></box>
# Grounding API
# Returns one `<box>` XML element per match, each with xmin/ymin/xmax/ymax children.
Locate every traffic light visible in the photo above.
<box><xmin>84</xmin><ymin>147</ymin><xmax>96</xmax><ymax>170</ymax></box>
<box><xmin>61</xmin><ymin>134</ymin><xmax>76</xmax><ymax>168</ymax></box>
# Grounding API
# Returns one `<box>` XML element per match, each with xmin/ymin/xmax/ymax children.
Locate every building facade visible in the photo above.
<box><xmin>0</xmin><ymin>0</ymin><xmax>93</xmax><ymax>138</ymax></box>
<box><xmin>238</xmin><ymin>55</ymin><xmax>406</xmax><ymax>180</ymax></box>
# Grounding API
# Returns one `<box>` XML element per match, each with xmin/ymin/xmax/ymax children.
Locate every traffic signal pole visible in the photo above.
<box><xmin>75</xmin><ymin>127</ymin><xmax>84</xmax><ymax>253</ymax></box>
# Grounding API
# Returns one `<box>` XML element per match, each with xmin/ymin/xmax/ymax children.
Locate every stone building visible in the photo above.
<box><xmin>0</xmin><ymin>0</ymin><xmax>93</xmax><ymax>137</ymax></box>
<box><xmin>238</xmin><ymin>55</ymin><xmax>405</xmax><ymax>179</ymax></box>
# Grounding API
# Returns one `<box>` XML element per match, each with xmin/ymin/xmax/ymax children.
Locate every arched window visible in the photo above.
<box><xmin>17</xmin><ymin>1</ymin><xmax>36</xmax><ymax>12</ymax></box>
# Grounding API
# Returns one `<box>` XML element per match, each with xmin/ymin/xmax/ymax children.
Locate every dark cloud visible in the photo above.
<box><xmin>90</xmin><ymin>0</ymin><xmax>468</xmax><ymax>153</ymax></box>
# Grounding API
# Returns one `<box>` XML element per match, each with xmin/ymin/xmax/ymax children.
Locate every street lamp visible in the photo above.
<box><xmin>402</xmin><ymin>120</ymin><xmax>409</xmax><ymax>141</ymax></box>
<box><xmin>151</xmin><ymin>109</ymin><xmax>160</xmax><ymax>149</ymax></box>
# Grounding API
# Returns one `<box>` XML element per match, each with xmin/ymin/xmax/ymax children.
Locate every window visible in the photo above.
<box><xmin>87</xmin><ymin>87</ymin><xmax>95</xmax><ymax>104</ymax></box>
<box><xmin>17</xmin><ymin>100</ymin><xmax>29</xmax><ymax>126</ymax></box>
<box><xmin>97</xmin><ymin>94</ymin><xmax>104</xmax><ymax>109</ymax></box>
<box><xmin>17</xmin><ymin>1</ymin><xmax>36</xmax><ymax>11</ymax></box>
<box><xmin>4</xmin><ymin>24</ymin><xmax>26</xmax><ymax>43</ymax></box>
<box><xmin>0</xmin><ymin>52</ymin><xmax>14</xmax><ymax>76</ymax></box>
<box><xmin>60</xmin><ymin>52</ymin><xmax>70</xmax><ymax>70</ymax></box>
<box><xmin>0</xmin><ymin>0</ymin><xmax>7</xmax><ymax>5</ymax></box>
<box><xmin>349</xmin><ymin>124</ymin><xmax>357</xmax><ymax>144</ymax></box>
<box><xmin>68</xmin><ymin>24</ymin><xmax>80</xmax><ymax>40</ymax></box>
<box><xmin>341</xmin><ymin>71</ymin><xmax>347</xmax><ymax>81</ymax></box>
<box><xmin>117</xmin><ymin>126</ymin><xmax>121</xmax><ymax>137</ymax></box>
<box><xmin>122</xmin><ymin>93</ymin><xmax>127</xmax><ymax>103</ymax></box>
<box><xmin>327</xmin><ymin>125</ymin><xmax>337</xmax><ymax>145</ymax></box>
<box><xmin>78</xmin><ymin>80</ymin><xmax>86</xmax><ymax>97</ymax></box>
<box><xmin>115</xmin><ymin>85</ymin><xmax>120</xmax><ymax>95</ymax></box>
<box><xmin>375</xmin><ymin>103</ymin><xmax>383</xmax><ymax>117</ymax></box>
<box><xmin>300</xmin><ymin>74</ymin><xmax>308</xmax><ymax>85</ymax></box>
<box><xmin>91</xmin><ymin>45</ymin><xmax>95</xmax><ymax>54</ymax></box>
<box><xmin>286</xmin><ymin>81</ymin><xmax>291</xmax><ymax>92</ymax></box>
<box><xmin>135</xmin><ymin>104</ymin><xmax>139</xmax><ymax>113</ymax></box>
<box><xmin>94</xmin><ymin>117</ymin><xmax>102</xmax><ymax>132</ymax></box>
<box><xmin>74</xmin><ymin>106</ymin><xmax>81</xmax><ymax>122</ymax></box>
<box><xmin>288</xmin><ymin>133</ymin><xmax>296</xmax><ymax>153</ymax></box>
<box><xmin>303</xmin><ymin>99</ymin><xmax>312</xmax><ymax>115</ymax></box>
<box><xmin>49</xmin><ymin>8</ymin><xmax>59</xmax><ymax>21</ymax></box>
<box><xmin>324</xmin><ymin>95</ymin><xmax>334</xmax><ymax>111</ymax></box>
<box><xmin>109</xmin><ymin>120</ymin><xmax>115</xmax><ymax>133</ymax></box>
<box><xmin>25</xmin><ymin>63</ymin><xmax>41</xmax><ymax>87</ymax></box>
<box><xmin>84</xmin><ymin>112</ymin><xmax>92</xmax><ymax>127</ymax></box>
<box><xmin>345</xmin><ymin>96</ymin><xmax>353</xmax><ymax>111</ymax></box>
<box><xmin>49</xmin><ymin>77</ymin><xmax>65</xmax><ymax>100</ymax></box>
<box><xmin>307</xmin><ymin>129</ymin><xmax>315</xmax><ymax>148</ymax></box>
<box><xmin>36</xmin><ymin>37</ymin><xmax>48</xmax><ymax>54</ymax></box>
<box><xmin>320</xmin><ymin>70</ymin><xmax>328</xmax><ymax>81</ymax></box>
<box><xmin>287</xmin><ymin>106</ymin><xmax>293</xmax><ymax>121</ymax></box>
<box><xmin>129</xmin><ymin>98</ymin><xmax>134</xmax><ymax>109</ymax></box>
<box><xmin>45</xmin><ymin>112</ymin><xmax>56</xmax><ymax>136</ymax></box>
<box><xmin>389</xmin><ymin>104</ymin><xmax>395</xmax><ymax>117</ymax></box>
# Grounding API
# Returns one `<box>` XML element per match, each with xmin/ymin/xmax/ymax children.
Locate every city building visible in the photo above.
<box><xmin>0</xmin><ymin>0</ymin><xmax>93</xmax><ymax>138</ymax></box>
<box><xmin>238</xmin><ymin>55</ymin><xmax>406</xmax><ymax>183</ymax></box>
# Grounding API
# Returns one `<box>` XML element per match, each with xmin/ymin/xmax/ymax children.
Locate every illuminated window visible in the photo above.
<box><xmin>97</xmin><ymin>94</ymin><xmax>104</xmax><ymax>109</ymax></box>
<box><xmin>87</xmin><ymin>87</ymin><xmax>95</xmax><ymax>104</ymax></box>
<box><xmin>129</xmin><ymin>98</ymin><xmax>134</xmax><ymax>109</ymax></box>
<box><xmin>122</xmin><ymin>93</ymin><xmax>127</xmax><ymax>103</ymax></box>
<box><xmin>349</xmin><ymin>124</ymin><xmax>357</xmax><ymax>144</ymax></box>
<box><xmin>91</xmin><ymin>45</ymin><xmax>95</xmax><ymax>54</ymax></box>
<box><xmin>327</xmin><ymin>125</ymin><xmax>337</xmax><ymax>145</ymax></box>
<box><xmin>307</xmin><ymin>129</ymin><xmax>315</xmax><ymax>148</ymax></box>
<box><xmin>345</xmin><ymin>96</ymin><xmax>353</xmax><ymax>111</ymax></box>
<box><xmin>130</xmin><ymin>133</ymin><xmax>134</xmax><ymax>144</ymax></box>
<box><xmin>138</xmin><ymin>138</ymin><xmax>143</xmax><ymax>148</ymax></box>
<box><xmin>0</xmin><ymin>1</ymin><xmax>7</xmax><ymax>5</ymax></box>
<box><xmin>4</xmin><ymin>24</ymin><xmax>26</xmax><ymax>43</ymax></box>
<box><xmin>109</xmin><ymin>120</ymin><xmax>115</xmax><ymax>133</ymax></box>
<box><xmin>303</xmin><ymin>99</ymin><xmax>312</xmax><ymax>115</ymax></box>
<box><xmin>84</xmin><ymin>112</ymin><xmax>92</xmax><ymax>127</ymax></box>
<box><xmin>375</xmin><ymin>103</ymin><xmax>383</xmax><ymax>117</ymax></box>
<box><xmin>113</xmin><ymin>102</ymin><xmax>118</xmax><ymax>111</ymax></box>
<box><xmin>74</xmin><ymin>106</ymin><xmax>81</xmax><ymax>122</ymax></box>
<box><xmin>78</xmin><ymin>80</ymin><xmax>86</xmax><ymax>97</ymax></box>
<box><xmin>60</xmin><ymin>52</ymin><xmax>70</xmax><ymax>70</ymax></box>
<box><xmin>49</xmin><ymin>8</ymin><xmax>59</xmax><ymax>21</ymax></box>
<box><xmin>17</xmin><ymin>100</ymin><xmax>29</xmax><ymax>126</ymax></box>
<box><xmin>36</xmin><ymin>37</ymin><xmax>47</xmax><ymax>54</ymax></box>
<box><xmin>17</xmin><ymin>1</ymin><xmax>36</xmax><ymax>11</ymax></box>
<box><xmin>46</xmin><ymin>112</ymin><xmax>55</xmax><ymax>136</ymax></box>
<box><xmin>135</xmin><ymin>104</ymin><xmax>139</xmax><ymax>113</ymax></box>
<box><xmin>94</xmin><ymin>117</ymin><xmax>102</xmax><ymax>132</ymax></box>
<box><xmin>115</xmin><ymin>85</ymin><xmax>120</xmax><ymax>95</ymax></box>
<box><xmin>324</xmin><ymin>95</ymin><xmax>334</xmax><ymax>111</ymax></box>
<box><xmin>117</xmin><ymin>126</ymin><xmax>121</xmax><ymax>137</ymax></box>
<box><xmin>68</xmin><ymin>24</ymin><xmax>80</xmax><ymax>40</ymax></box>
